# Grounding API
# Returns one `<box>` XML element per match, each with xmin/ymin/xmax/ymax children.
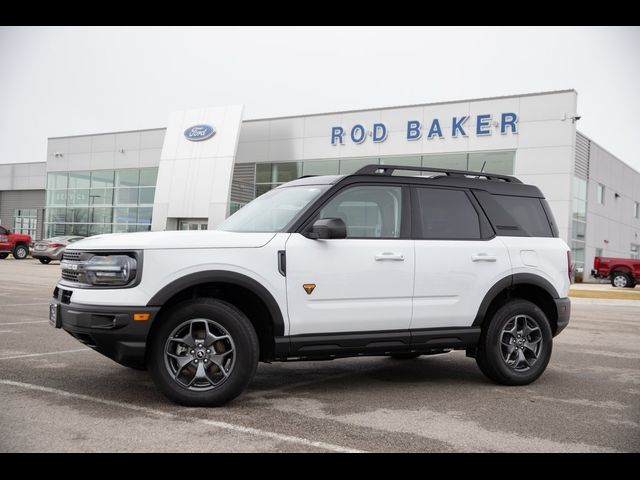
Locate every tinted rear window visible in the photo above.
<box><xmin>492</xmin><ymin>195</ymin><xmax>553</xmax><ymax>237</ymax></box>
<box><xmin>416</xmin><ymin>188</ymin><xmax>481</xmax><ymax>239</ymax></box>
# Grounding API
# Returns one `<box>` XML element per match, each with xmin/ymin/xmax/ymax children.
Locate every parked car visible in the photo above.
<box><xmin>591</xmin><ymin>256</ymin><xmax>640</xmax><ymax>288</ymax></box>
<box><xmin>50</xmin><ymin>164</ymin><xmax>571</xmax><ymax>407</ymax></box>
<box><xmin>0</xmin><ymin>225</ymin><xmax>32</xmax><ymax>260</ymax></box>
<box><xmin>32</xmin><ymin>236</ymin><xmax>85</xmax><ymax>264</ymax></box>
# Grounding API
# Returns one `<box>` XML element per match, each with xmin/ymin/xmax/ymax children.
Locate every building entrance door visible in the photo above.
<box><xmin>178</xmin><ymin>218</ymin><xmax>208</xmax><ymax>231</ymax></box>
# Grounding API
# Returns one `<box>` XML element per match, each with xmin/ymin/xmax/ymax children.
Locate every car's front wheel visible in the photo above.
<box><xmin>13</xmin><ymin>245</ymin><xmax>28</xmax><ymax>259</ymax></box>
<box><xmin>148</xmin><ymin>298</ymin><xmax>259</xmax><ymax>407</ymax></box>
<box><xmin>0</xmin><ymin>253</ymin><xmax>8</xmax><ymax>259</ymax></box>
<box><xmin>475</xmin><ymin>299</ymin><xmax>552</xmax><ymax>386</ymax></box>
<box><xmin>39</xmin><ymin>258</ymin><xmax>52</xmax><ymax>264</ymax></box>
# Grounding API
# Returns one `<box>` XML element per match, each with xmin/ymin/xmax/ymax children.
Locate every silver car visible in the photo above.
<box><xmin>32</xmin><ymin>236</ymin><xmax>85</xmax><ymax>264</ymax></box>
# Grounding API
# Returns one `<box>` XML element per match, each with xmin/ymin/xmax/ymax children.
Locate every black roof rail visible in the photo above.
<box><xmin>354</xmin><ymin>164</ymin><xmax>522</xmax><ymax>183</ymax></box>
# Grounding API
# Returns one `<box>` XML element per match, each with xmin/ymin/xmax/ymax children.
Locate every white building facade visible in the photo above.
<box><xmin>1</xmin><ymin>90</ymin><xmax>638</xmax><ymax>281</ymax></box>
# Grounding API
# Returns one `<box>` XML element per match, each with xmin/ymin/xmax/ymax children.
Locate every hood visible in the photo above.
<box><xmin>67</xmin><ymin>230</ymin><xmax>277</xmax><ymax>251</ymax></box>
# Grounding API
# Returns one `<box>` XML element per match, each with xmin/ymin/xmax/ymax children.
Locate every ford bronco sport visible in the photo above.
<box><xmin>50</xmin><ymin>165</ymin><xmax>571</xmax><ymax>406</ymax></box>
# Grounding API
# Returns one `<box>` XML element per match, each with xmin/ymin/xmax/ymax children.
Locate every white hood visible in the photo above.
<box><xmin>67</xmin><ymin>230</ymin><xmax>277</xmax><ymax>251</ymax></box>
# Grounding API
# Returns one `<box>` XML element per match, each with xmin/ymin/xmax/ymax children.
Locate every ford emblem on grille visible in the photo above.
<box><xmin>184</xmin><ymin>125</ymin><xmax>216</xmax><ymax>142</ymax></box>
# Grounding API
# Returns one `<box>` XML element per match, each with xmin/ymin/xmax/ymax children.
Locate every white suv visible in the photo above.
<box><xmin>50</xmin><ymin>165</ymin><xmax>572</xmax><ymax>406</ymax></box>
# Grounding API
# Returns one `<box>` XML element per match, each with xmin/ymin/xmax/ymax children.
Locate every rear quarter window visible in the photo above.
<box><xmin>492</xmin><ymin>195</ymin><xmax>553</xmax><ymax>237</ymax></box>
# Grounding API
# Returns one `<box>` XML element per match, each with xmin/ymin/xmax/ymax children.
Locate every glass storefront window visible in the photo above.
<box><xmin>256</xmin><ymin>164</ymin><xmax>272</xmax><ymax>183</ymax></box>
<box><xmin>114</xmin><ymin>188</ymin><xmax>139</xmax><ymax>205</ymax></box>
<box><xmin>467</xmin><ymin>151</ymin><xmax>515</xmax><ymax>175</ymax></box>
<box><xmin>91</xmin><ymin>170</ymin><xmax>114</xmax><ymax>187</ymax></box>
<box><xmin>422</xmin><ymin>154</ymin><xmax>468</xmax><ymax>171</ymax></box>
<box><xmin>137</xmin><ymin>207</ymin><xmax>153</xmax><ymax>224</ymax></box>
<box><xmin>68</xmin><ymin>171</ymin><xmax>91</xmax><ymax>189</ymax></box>
<box><xmin>14</xmin><ymin>209</ymin><xmax>37</xmax><ymax>237</ymax></box>
<box><xmin>139</xmin><ymin>167</ymin><xmax>158</xmax><ymax>186</ymax></box>
<box><xmin>302</xmin><ymin>160</ymin><xmax>340</xmax><ymax>176</ymax></box>
<box><xmin>47</xmin><ymin>190</ymin><xmax>67</xmax><ymax>206</ymax></box>
<box><xmin>89</xmin><ymin>188</ymin><xmax>114</xmax><ymax>205</ymax></box>
<box><xmin>339</xmin><ymin>158</ymin><xmax>379</xmax><ymax>174</ymax></box>
<box><xmin>67</xmin><ymin>189</ymin><xmax>90</xmax><ymax>205</ymax></box>
<box><xmin>116</xmin><ymin>169</ymin><xmax>139</xmax><ymax>187</ymax></box>
<box><xmin>138</xmin><ymin>187</ymin><xmax>156</xmax><ymax>205</ymax></box>
<box><xmin>45</xmin><ymin>167</ymin><xmax>156</xmax><ymax>239</ymax></box>
<box><xmin>114</xmin><ymin>207</ymin><xmax>138</xmax><ymax>224</ymax></box>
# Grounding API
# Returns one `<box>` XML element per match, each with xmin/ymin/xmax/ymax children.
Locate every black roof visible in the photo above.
<box><xmin>285</xmin><ymin>165</ymin><xmax>545</xmax><ymax>198</ymax></box>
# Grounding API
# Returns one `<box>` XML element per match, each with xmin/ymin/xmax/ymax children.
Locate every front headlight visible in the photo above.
<box><xmin>82</xmin><ymin>254</ymin><xmax>137</xmax><ymax>286</ymax></box>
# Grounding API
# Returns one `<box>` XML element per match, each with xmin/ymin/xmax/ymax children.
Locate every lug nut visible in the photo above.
<box><xmin>194</xmin><ymin>359</ymin><xmax>198</xmax><ymax>363</ymax></box>
<box><xmin>198</xmin><ymin>344</ymin><xmax>203</xmax><ymax>348</ymax></box>
<box><xmin>206</xmin><ymin>350</ymin><xmax>211</xmax><ymax>354</ymax></box>
<box><xmin>204</xmin><ymin>358</ymin><xmax>208</xmax><ymax>363</ymax></box>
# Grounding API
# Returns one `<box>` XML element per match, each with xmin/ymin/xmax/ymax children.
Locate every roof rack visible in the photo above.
<box><xmin>354</xmin><ymin>164</ymin><xmax>522</xmax><ymax>183</ymax></box>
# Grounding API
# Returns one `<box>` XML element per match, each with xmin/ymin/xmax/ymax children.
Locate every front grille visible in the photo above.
<box><xmin>62</xmin><ymin>250</ymin><xmax>82</xmax><ymax>262</ymax></box>
<box><xmin>61</xmin><ymin>270</ymin><xmax>80</xmax><ymax>283</ymax></box>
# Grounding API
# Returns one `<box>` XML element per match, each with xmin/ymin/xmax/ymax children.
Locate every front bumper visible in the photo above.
<box><xmin>51</xmin><ymin>288</ymin><xmax>159</xmax><ymax>368</ymax></box>
<box><xmin>554</xmin><ymin>297</ymin><xmax>571</xmax><ymax>336</ymax></box>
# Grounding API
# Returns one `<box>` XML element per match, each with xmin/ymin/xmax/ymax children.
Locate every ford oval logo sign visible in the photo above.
<box><xmin>184</xmin><ymin>124</ymin><xmax>216</xmax><ymax>142</ymax></box>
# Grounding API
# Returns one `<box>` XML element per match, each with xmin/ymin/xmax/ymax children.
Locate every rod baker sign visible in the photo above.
<box><xmin>330</xmin><ymin>113</ymin><xmax>518</xmax><ymax>145</ymax></box>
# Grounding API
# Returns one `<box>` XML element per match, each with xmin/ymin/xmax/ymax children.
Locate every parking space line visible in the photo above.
<box><xmin>0</xmin><ymin>321</ymin><xmax>48</xmax><ymax>325</ymax></box>
<box><xmin>0</xmin><ymin>348</ymin><xmax>91</xmax><ymax>360</ymax></box>
<box><xmin>0</xmin><ymin>379</ymin><xmax>364</xmax><ymax>453</ymax></box>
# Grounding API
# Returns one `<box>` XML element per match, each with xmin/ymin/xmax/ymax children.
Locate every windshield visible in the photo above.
<box><xmin>219</xmin><ymin>185</ymin><xmax>329</xmax><ymax>232</ymax></box>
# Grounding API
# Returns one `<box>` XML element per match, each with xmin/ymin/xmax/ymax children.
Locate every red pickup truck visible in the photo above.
<box><xmin>0</xmin><ymin>225</ymin><xmax>32</xmax><ymax>260</ymax></box>
<box><xmin>591</xmin><ymin>256</ymin><xmax>640</xmax><ymax>288</ymax></box>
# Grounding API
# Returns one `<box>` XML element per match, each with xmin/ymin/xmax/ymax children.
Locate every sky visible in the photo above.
<box><xmin>1</xmin><ymin>26</ymin><xmax>639</xmax><ymax>170</ymax></box>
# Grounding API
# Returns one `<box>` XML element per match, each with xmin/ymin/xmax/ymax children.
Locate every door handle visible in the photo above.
<box><xmin>375</xmin><ymin>252</ymin><xmax>405</xmax><ymax>261</ymax></box>
<box><xmin>471</xmin><ymin>253</ymin><xmax>497</xmax><ymax>262</ymax></box>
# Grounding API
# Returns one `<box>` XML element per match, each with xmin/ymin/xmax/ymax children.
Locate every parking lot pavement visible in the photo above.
<box><xmin>0</xmin><ymin>258</ymin><xmax>638</xmax><ymax>452</ymax></box>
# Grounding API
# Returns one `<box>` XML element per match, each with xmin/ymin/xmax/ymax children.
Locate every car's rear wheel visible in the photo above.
<box><xmin>0</xmin><ymin>253</ymin><xmax>8</xmax><ymax>259</ymax></box>
<box><xmin>475</xmin><ymin>299</ymin><xmax>552</xmax><ymax>386</ymax></box>
<box><xmin>611</xmin><ymin>273</ymin><xmax>631</xmax><ymax>288</ymax></box>
<box><xmin>39</xmin><ymin>258</ymin><xmax>51</xmax><ymax>264</ymax></box>
<box><xmin>13</xmin><ymin>245</ymin><xmax>28</xmax><ymax>259</ymax></box>
<box><xmin>148</xmin><ymin>298</ymin><xmax>259</xmax><ymax>407</ymax></box>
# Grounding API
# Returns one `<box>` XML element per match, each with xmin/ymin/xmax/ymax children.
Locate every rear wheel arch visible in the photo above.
<box><xmin>474</xmin><ymin>274</ymin><xmax>560</xmax><ymax>335</ymax></box>
<box><xmin>147</xmin><ymin>271</ymin><xmax>285</xmax><ymax>361</ymax></box>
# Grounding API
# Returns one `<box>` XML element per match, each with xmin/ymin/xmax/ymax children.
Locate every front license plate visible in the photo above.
<box><xmin>49</xmin><ymin>303</ymin><xmax>61</xmax><ymax>328</ymax></box>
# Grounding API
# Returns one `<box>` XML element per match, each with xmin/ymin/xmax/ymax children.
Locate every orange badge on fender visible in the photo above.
<box><xmin>303</xmin><ymin>284</ymin><xmax>316</xmax><ymax>295</ymax></box>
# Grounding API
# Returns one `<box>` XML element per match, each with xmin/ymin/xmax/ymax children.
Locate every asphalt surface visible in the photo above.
<box><xmin>0</xmin><ymin>258</ymin><xmax>638</xmax><ymax>452</ymax></box>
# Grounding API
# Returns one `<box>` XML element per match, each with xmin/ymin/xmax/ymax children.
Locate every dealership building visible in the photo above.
<box><xmin>1</xmin><ymin>89</ymin><xmax>639</xmax><ymax>281</ymax></box>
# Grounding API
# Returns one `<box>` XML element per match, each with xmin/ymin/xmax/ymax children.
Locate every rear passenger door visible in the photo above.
<box><xmin>410</xmin><ymin>186</ymin><xmax>511</xmax><ymax>330</ymax></box>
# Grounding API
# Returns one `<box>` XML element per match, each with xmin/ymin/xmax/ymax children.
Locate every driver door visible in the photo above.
<box><xmin>285</xmin><ymin>184</ymin><xmax>414</xmax><ymax>336</ymax></box>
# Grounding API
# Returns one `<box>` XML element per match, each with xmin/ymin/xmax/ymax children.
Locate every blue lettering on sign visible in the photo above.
<box><xmin>350</xmin><ymin>124</ymin><xmax>366</xmax><ymax>144</ymax></box>
<box><xmin>331</xmin><ymin>112</ymin><xmax>517</xmax><ymax>144</ymax></box>
<box><xmin>452</xmin><ymin>116</ymin><xmax>469</xmax><ymax>137</ymax></box>
<box><xmin>407</xmin><ymin>120</ymin><xmax>422</xmax><ymax>140</ymax></box>
<box><xmin>331</xmin><ymin>126</ymin><xmax>345</xmax><ymax>145</ymax></box>
<box><xmin>427</xmin><ymin>119</ymin><xmax>443</xmax><ymax>139</ymax></box>
<box><xmin>184</xmin><ymin>124</ymin><xmax>216</xmax><ymax>142</ymax></box>
<box><xmin>372</xmin><ymin>123</ymin><xmax>387</xmax><ymax>143</ymax></box>
<box><xmin>476</xmin><ymin>115</ymin><xmax>492</xmax><ymax>136</ymax></box>
<box><xmin>500</xmin><ymin>112</ymin><xmax>518</xmax><ymax>134</ymax></box>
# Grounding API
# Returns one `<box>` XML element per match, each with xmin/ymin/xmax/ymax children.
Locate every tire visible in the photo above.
<box><xmin>13</xmin><ymin>245</ymin><xmax>28</xmax><ymax>260</ymax></box>
<box><xmin>0</xmin><ymin>253</ymin><xmax>8</xmax><ymax>259</ymax></box>
<box><xmin>390</xmin><ymin>353</ymin><xmax>422</xmax><ymax>360</ymax></box>
<box><xmin>148</xmin><ymin>298</ymin><xmax>259</xmax><ymax>407</ymax></box>
<box><xmin>475</xmin><ymin>299</ymin><xmax>553</xmax><ymax>386</ymax></box>
<box><xmin>611</xmin><ymin>273</ymin><xmax>630</xmax><ymax>288</ymax></box>
<box><xmin>39</xmin><ymin>258</ymin><xmax>52</xmax><ymax>264</ymax></box>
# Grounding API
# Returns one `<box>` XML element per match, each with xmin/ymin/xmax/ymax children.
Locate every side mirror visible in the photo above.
<box><xmin>305</xmin><ymin>218</ymin><xmax>347</xmax><ymax>240</ymax></box>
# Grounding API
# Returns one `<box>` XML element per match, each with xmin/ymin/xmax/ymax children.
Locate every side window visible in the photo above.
<box><xmin>492</xmin><ymin>195</ymin><xmax>553</xmax><ymax>237</ymax></box>
<box><xmin>318</xmin><ymin>185</ymin><xmax>402</xmax><ymax>238</ymax></box>
<box><xmin>0</xmin><ymin>226</ymin><xmax>8</xmax><ymax>235</ymax></box>
<box><xmin>416</xmin><ymin>188</ymin><xmax>481</xmax><ymax>240</ymax></box>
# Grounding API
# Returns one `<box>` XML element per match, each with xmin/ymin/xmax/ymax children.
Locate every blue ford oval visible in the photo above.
<box><xmin>184</xmin><ymin>125</ymin><xmax>216</xmax><ymax>141</ymax></box>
